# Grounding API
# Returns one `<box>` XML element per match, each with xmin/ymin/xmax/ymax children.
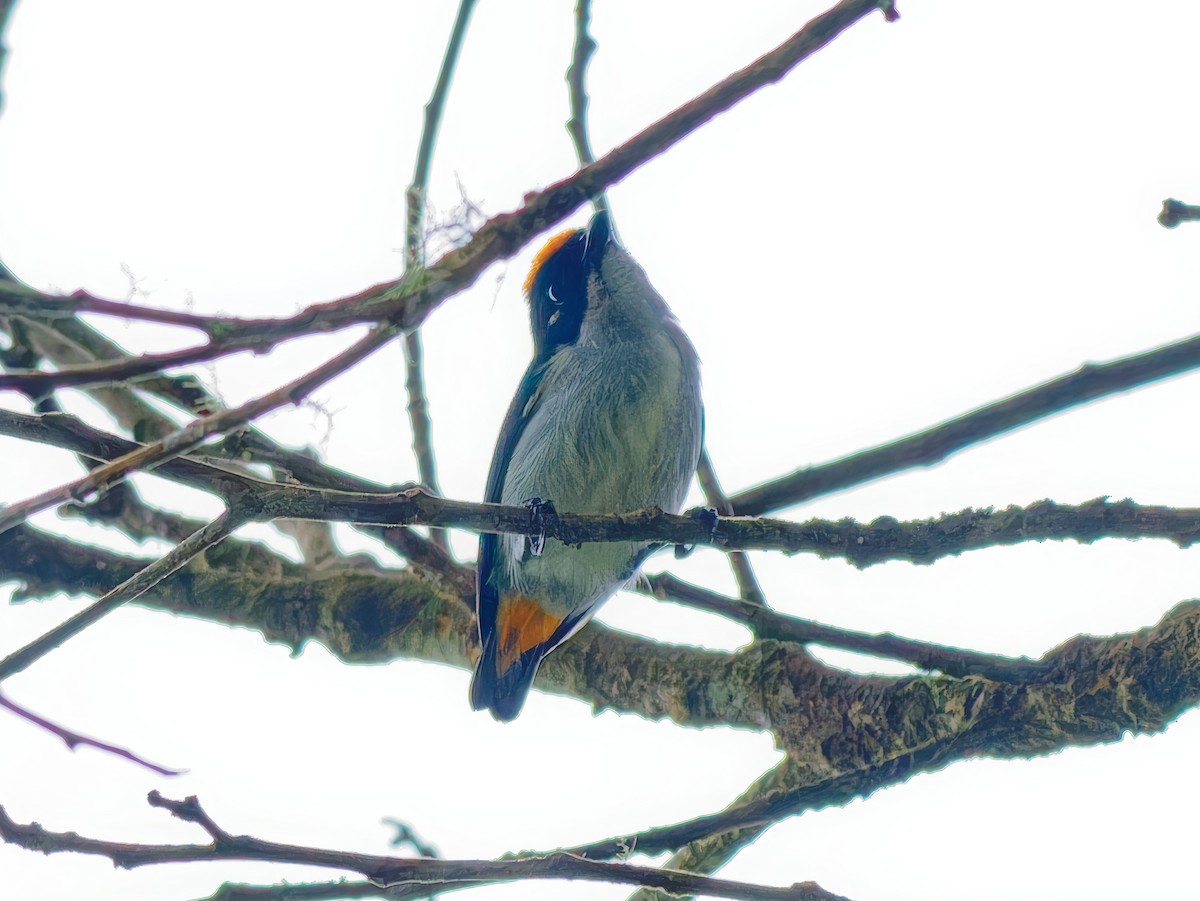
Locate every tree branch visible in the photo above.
<box><xmin>0</xmin><ymin>793</ymin><xmax>852</xmax><ymax>901</ymax></box>
<box><xmin>645</xmin><ymin>573</ymin><xmax>1043</xmax><ymax>679</ymax></box>
<box><xmin>730</xmin><ymin>330</ymin><xmax>1200</xmax><ymax>515</ymax></box>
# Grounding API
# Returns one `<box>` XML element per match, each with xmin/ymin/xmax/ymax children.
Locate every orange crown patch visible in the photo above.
<box><xmin>523</xmin><ymin>229</ymin><xmax>578</xmax><ymax>297</ymax></box>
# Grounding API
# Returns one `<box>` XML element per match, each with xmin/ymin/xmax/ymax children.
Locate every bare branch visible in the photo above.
<box><xmin>0</xmin><ymin>689</ymin><xmax>183</xmax><ymax>776</ymax></box>
<box><xmin>0</xmin><ymin>794</ymin><xmax>852</xmax><ymax>901</ymax></box>
<box><xmin>731</xmin><ymin>329</ymin><xmax>1200</xmax><ymax>515</ymax></box>
<box><xmin>0</xmin><ymin>511</ymin><xmax>242</xmax><ymax>681</ymax></box>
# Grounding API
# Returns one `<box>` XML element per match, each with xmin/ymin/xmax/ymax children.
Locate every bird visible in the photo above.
<box><xmin>470</xmin><ymin>209</ymin><xmax>704</xmax><ymax>721</ymax></box>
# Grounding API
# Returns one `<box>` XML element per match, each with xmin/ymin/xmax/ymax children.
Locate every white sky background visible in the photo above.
<box><xmin>2</xmin><ymin>1</ymin><xmax>1200</xmax><ymax>899</ymax></box>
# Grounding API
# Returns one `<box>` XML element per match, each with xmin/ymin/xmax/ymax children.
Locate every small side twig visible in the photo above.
<box><xmin>382</xmin><ymin>818</ymin><xmax>441</xmax><ymax>858</ymax></box>
<box><xmin>697</xmin><ymin>446</ymin><xmax>766</xmax><ymax>604</ymax></box>
<box><xmin>0</xmin><ymin>689</ymin><xmax>183</xmax><ymax>776</ymax></box>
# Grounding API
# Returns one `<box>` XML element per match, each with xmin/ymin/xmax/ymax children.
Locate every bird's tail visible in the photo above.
<box><xmin>470</xmin><ymin>635</ymin><xmax>545</xmax><ymax>722</ymax></box>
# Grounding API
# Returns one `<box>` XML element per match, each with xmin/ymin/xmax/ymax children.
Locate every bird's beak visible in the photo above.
<box><xmin>583</xmin><ymin>209</ymin><xmax>617</xmax><ymax>268</ymax></box>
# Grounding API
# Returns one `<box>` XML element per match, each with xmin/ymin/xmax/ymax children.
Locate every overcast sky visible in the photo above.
<box><xmin>3</xmin><ymin>2</ymin><xmax>1200</xmax><ymax>900</ymax></box>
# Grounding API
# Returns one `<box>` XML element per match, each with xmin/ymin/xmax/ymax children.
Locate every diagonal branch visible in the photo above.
<box><xmin>0</xmin><ymin>511</ymin><xmax>242</xmax><ymax>681</ymax></box>
<box><xmin>730</xmin><ymin>330</ymin><xmax>1200</xmax><ymax>515</ymax></box>
<box><xmin>0</xmin><ymin>689</ymin><xmax>183</xmax><ymax>776</ymax></box>
<box><xmin>0</xmin><ymin>0</ymin><xmax>897</xmax><ymax>396</ymax></box>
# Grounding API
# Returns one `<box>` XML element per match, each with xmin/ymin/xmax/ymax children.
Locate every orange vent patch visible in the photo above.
<box><xmin>523</xmin><ymin>229</ymin><xmax>579</xmax><ymax>296</ymax></box>
<box><xmin>495</xmin><ymin>594</ymin><xmax>563</xmax><ymax>674</ymax></box>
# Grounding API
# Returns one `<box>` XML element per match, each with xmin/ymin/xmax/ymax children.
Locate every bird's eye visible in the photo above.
<box><xmin>547</xmin><ymin>285</ymin><xmax>562</xmax><ymax>305</ymax></box>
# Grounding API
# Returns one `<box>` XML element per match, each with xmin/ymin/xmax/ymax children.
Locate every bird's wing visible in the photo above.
<box><xmin>476</xmin><ymin>359</ymin><xmax>547</xmax><ymax>642</ymax></box>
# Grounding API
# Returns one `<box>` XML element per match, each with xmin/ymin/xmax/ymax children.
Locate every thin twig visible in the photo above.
<box><xmin>566</xmin><ymin>0</ymin><xmax>607</xmax><ymax>213</ymax></box>
<box><xmin>0</xmin><ymin>689</ymin><xmax>184</xmax><ymax>776</ymax></box>
<box><xmin>645</xmin><ymin>573</ymin><xmax>1044</xmax><ymax>679</ymax></box>
<box><xmin>0</xmin><ymin>794</ymin><xmax>852</xmax><ymax>901</ymax></box>
<box><xmin>400</xmin><ymin>0</ymin><xmax>478</xmax><ymax>547</ymax></box>
<box><xmin>0</xmin><ymin>511</ymin><xmax>242</xmax><ymax>681</ymax></box>
<box><xmin>730</xmin><ymin>330</ymin><xmax>1200</xmax><ymax>515</ymax></box>
<box><xmin>697</xmin><ymin>446</ymin><xmax>766</xmax><ymax>604</ymax></box>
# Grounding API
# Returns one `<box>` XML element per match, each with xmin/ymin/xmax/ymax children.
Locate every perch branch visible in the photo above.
<box><xmin>5</xmin><ymin>411</ymin><xmax>1200</xmax><ymax>563</ymax></box>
